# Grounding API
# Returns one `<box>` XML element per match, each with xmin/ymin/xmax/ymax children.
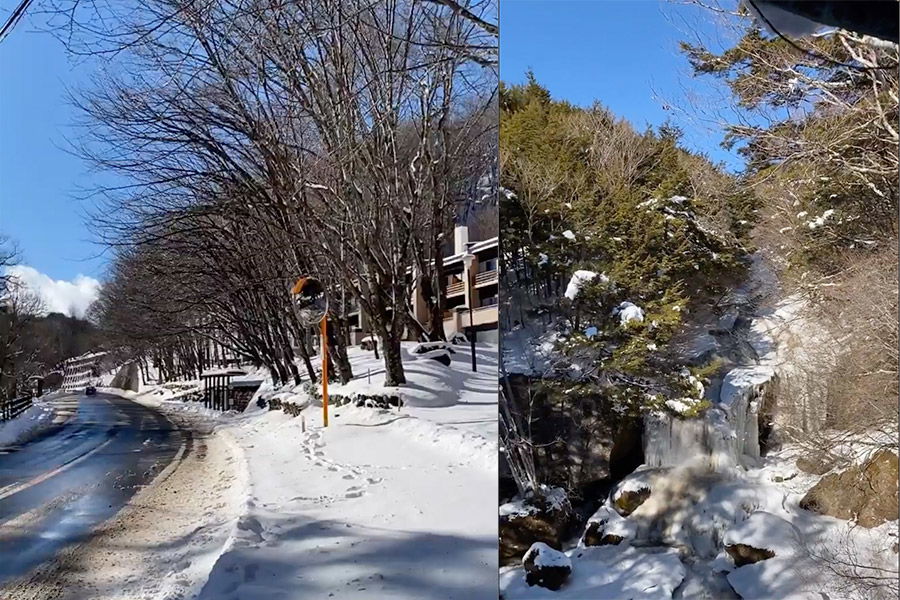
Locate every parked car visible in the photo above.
<box><xmin>85</xmin><ymin>385</ymin><xmax>97</xmax><ymax>396</ymax></box>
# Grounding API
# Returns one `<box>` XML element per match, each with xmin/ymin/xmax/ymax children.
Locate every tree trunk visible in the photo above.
<box><xmin>381</xmin><ymin>331</ymin><xmax>406</xmax><ymax>386</ymax></box>
<box><xmin>328</xmin><ymin>318</ymin><xmax>354</xmax><ymax>384</ymax></box>
<box><xmin>296</xmin><ymin>333</ymin><xmax>317</xmax><ymax>384</ymax></box>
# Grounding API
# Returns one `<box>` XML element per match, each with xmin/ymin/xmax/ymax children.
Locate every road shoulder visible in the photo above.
<box><xmin>0</xmin><ymin>400</ymin><xmax>248</xmax><ymax>600</ymax></box>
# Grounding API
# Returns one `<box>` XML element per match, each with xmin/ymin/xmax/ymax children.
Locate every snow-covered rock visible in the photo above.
<box><xmin>582</xmin><ymin>506</ymin><xmax>637</xmax><ymax>546</ymax></box>
<box><xmin>611</xmin><ymin>468</ymin><xmax>656</xmax><ymax>516</ymax></box>
<box><xmin>723</xmin><ymin>511</ymin><xmax>801</xmax><ymax>565</ymax></box>
<box><xmin>523</xmin><ymin>542</ymin><xmax>572</xmax><ymax>591</ymax></box>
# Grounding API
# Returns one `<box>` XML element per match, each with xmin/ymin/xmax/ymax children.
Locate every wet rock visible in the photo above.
<box><xmin>799</xmin><ymin>450</ymin><xmax>899</xmax><ymax>527</ymax></box>
<box><xmin>725</xmin><ymin>543</ymin><xmax>776</xmax><ymax>567</ymax></box>
<box><xmin>523</xmin><ymin>542</ymin><xmax>571</xmax><ymax>591</ymax></box>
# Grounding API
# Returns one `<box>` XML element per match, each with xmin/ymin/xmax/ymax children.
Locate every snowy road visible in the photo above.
<box><xmin>0</xmin><ymin>392</ymin><xmax>185</xmax><ymax>586</ymax></box>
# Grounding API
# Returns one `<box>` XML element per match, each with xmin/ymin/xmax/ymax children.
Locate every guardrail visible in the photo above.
<box><xmin>1</xmin><ymin>396</ymin><xmax>33</xmax><ymax>422</ymax></box>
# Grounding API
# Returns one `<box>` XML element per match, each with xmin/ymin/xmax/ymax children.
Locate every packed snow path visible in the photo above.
<box><xmin>198</xmin><ymin>343</ymin><xmax>499</xmax><ymax>599</ymax></box>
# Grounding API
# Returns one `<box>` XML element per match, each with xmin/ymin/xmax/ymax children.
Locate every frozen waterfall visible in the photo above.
<box><xmin>643</xmin><ymin>367</ymin><xmax>776</xmax><ymax>472</ymax></box>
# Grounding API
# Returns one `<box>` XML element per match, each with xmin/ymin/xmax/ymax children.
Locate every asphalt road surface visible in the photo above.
<box><xmin>0</xmin><ymin>392</ymin><xmax>186</xmax><ymax>583</ymax></box>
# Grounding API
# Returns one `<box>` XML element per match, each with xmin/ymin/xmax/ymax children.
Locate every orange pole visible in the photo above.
<box><xmin>321</xmin><ymin>316</ymin><xmax>329</xmax><ymax>427</ymax></box>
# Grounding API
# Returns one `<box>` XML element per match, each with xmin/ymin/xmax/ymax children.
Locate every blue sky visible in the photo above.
<box><xmin>1</xmin><ymin>22</ymin><xmax>108</xmax><ymax>285</ymax></box>
<box><xmin>1</xmin><ymin>1</ymin><xmax>744</xmax><ymax>294</ymax></box>
<box><xmin>500</xmin><ymin>0</ymin><xmax>743</xmax><ymax>170</ymax></box>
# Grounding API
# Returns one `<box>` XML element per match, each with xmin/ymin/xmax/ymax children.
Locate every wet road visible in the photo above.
<box><xmin>0</xmin><ymin>392</ymin><xmax>186</xmax><ymax>583</ymax></box>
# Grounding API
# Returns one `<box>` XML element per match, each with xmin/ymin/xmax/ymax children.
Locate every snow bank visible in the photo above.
<box><xmin>0</xmin><ymin>401</ymin><xmax>56</xmax><ymax>447</ymax></box>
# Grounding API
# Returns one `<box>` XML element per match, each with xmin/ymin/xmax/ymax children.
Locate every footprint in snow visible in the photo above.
<box><xmin>345</xmin><ymin>488</ymin><xmax>365</xmax><ymax>498</ymax></box>
<box><xmin>366</xmin><ymin>477</ymin><xmax>383</xmax><ymax>485</ymax></box>
<box><xmin>342</xmin><ymin>473</ymin><xmax>355</xmax><ymax>480</ymax></box>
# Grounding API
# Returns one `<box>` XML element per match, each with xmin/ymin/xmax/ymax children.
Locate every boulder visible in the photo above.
<box><xmin>501</xmin><ymin>375</ymin><xmax>645</xmax><ymax>494</ymax></box>
<box><xmin>582</xmin><ymin>521</ymin><xmax>623</xmax><ymax>546</ymax></box>
<box><xmin>799</xmin><ymin>450</ymin><xmax>899</xmax><ymax>527</ymax></box>
<box><xmin>523</xmin><ymin>542</ymin><xmax>571</xmax><ymax>591</ymax></box>
<box><xmin>796</xmin><ymin>454</ymin><xmax>835</xmax><ymax>475</ymax></box>
<box><xmin>499</xmin><ymin>487</ymin><xmax>574</xmax><ymax>566</ymax></box>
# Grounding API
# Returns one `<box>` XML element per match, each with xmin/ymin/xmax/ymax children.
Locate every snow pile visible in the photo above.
<box><xmin>0</xmin><ymin>401</ymin><xmax>57</xmax><ymax>447</ymax></box>
<box><xmin>502</xmin><ymin>322</ymin><xmax>561</xmax><ymax>376</ymax></box>
<box><xmin>615</xmin><ymin>301</ymin><xmax>644</xmax><ymax>325</ymax></box>
<box><xmin>562</xmin><ymin>230</ymin><xmax>576</xmax><ymax>241</ymax></box>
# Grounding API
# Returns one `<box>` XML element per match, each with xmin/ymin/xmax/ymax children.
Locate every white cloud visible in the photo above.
<box><xmin>6</xmin><ymin>265</ymin><xmax>101</xmax><ymax>318</ymax></box>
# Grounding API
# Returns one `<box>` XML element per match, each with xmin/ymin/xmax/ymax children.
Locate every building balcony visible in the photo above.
<box><xmin>446</xmin><ymin>281</ymin><xmax>465</xmax><ymax>296</ymax></box>
<box><xmin>474</xmin><ymin>270</ymin><xmax>498</xmax><ymax>287</ymax></box>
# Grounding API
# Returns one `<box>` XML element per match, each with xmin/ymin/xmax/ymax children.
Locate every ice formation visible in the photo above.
<box><xmin>643</xmin><ymin>366</ymin><xmax>776</xmax><ymax>472</ymax></box>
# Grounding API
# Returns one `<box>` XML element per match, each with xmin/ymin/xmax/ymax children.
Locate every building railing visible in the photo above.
<box><xmin>474</xmin><ymin>270</ymin><xmax>498</xmax><ymax>287</ymax></box>
<box><xmin>446</xmin><ymin>281</ymin><xmax>465</xmax><ymax>296</ymax></box>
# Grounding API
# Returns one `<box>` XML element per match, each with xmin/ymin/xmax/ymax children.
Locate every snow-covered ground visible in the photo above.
<box><xmin>501</xmin><ymin>440</ymin><xmax>899</xmax><ymax>600</ymax></box>
<box><xmin>103</xmin><ymin>341</ymin><xmax>498</xmax><ymax>599</ymax></box>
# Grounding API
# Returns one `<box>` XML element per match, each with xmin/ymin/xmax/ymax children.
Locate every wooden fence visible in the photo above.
<box><xmin>1</xmin><ymin>396</ymin><xmax>33</xmax><ymax>422</ymax></box>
